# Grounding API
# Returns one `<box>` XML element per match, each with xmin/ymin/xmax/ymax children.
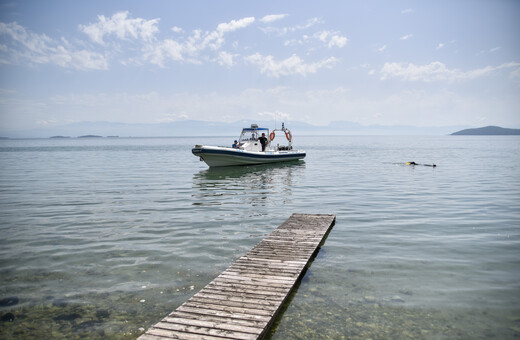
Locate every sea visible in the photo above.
<box><xmin>0</xmin><ymin>135</ymin><xmax>519</xmax><ymax>339</ymax></box>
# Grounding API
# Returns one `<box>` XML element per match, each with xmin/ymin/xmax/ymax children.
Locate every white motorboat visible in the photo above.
<box><xmin>192</xmin><ymin>123</ymin><xmax>306</xmax><ymax>167</ymax></box>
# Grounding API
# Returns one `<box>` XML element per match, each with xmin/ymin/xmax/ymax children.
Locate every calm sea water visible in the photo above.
<box><xmin>0</xmin><ymin>135</ymin><xmax>519</xmax><ymax>339</ymax></box>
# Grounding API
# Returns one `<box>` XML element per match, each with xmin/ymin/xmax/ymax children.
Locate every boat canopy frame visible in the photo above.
<box><xmin>238</xmin><ymin>126</ymin><xmax>270</xmax><ymax>143</ymax></box>
<box><xmin>237</xmin><ymin>123</ymin><xmax>294</xmax><ymax>151</ymax></box>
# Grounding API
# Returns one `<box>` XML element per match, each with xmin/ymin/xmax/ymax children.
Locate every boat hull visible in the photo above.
<box><xmin>192</xmin><ymin>146</ymin><xmax>306</xmax><ymax>167</ymax></box>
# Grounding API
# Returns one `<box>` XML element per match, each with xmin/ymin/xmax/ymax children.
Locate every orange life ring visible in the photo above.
<box><xmin>269</xmin><ymin>132</ymin><xmax>275</xmax><ymax>141</ymax></box>
<box><xmin>285</xmin><ymin>131</ymin><xmax>292</xmax><ymax>141</ymax></box>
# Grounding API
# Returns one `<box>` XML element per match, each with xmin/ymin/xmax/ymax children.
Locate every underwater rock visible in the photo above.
<box><xmin>52</xmin><ymin>299</ymin><xmax>68</xmax><ymax>307</ymax></box>
<box><xmin>0</xmin><ymin>296</ymin><xmax>19</xmax><ymax>307</ymax></box>
<box><xmin>364</xmin><ymin>296</ymin><xmax>376</xmax><ymax>303</ymax></box>
<box><xmin>398</xmin><ymin>289</ymin><xmax>413</xmax><ymax>296</ymax></box>
<box><xmin>391</xmin><ymin>295</ymin><xmax>405</xmax><ymax>303</ymax></box>
<box><xmin>53</xmin><ymin>313</ymin><xmax>82</xmax><ymax>321</ymax></box>
<box><xmin>1</xmin><ymin>313</ymin><xmax>15</xmax><ymax>322</ymax></box>
<box><xmin>95</xmin><ymin>310</ymin><xmax>110</xmax><ymax>319</ymax></box>
<box><xmin>76</xmin><ymin>320</ymin><xmax>101</xmax><ymax>330</ymax></box>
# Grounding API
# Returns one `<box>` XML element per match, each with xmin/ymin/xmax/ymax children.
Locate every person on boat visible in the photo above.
<box><xmin>406</xmin><ymin>161</ymin><xmax>437</xmax><ymax>167</ymax></box>
<box><xmin>232</xmin><ymin>140</ymin><xmax>239</xmax><ymax>148</ymax></box>
<box><xmin>259</xmin><ymin>133</ymin><xmax>268</xmax><ymax>151</ymax></box>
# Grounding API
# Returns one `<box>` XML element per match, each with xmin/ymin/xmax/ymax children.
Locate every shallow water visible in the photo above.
<box><xmin>0</xmin><ymin>136</ymin><xmax>519</xmax><ymax>339</ymax></box>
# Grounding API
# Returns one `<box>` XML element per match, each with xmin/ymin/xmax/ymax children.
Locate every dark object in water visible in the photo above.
<box><xmin>1</xmin><ymin>313</ymin><xmax>15</xmax><ymax>322</ymax></box>
<box><xmin>52</xmin><ymin>299</ymin><xmax>68</xmax><ymax>307</ymax></box>
<box><xmin>95</xmin><ymin>310</ymin><xmax>110</xmax><ymax>319</ymax></box>
<box><xmin>407</xmin><ymin>161</ymin><xmax>436</xmax><ymax>167</ymax></box>
<box><xmin>0</xmin><ymin>296</ymin><xmax>19</xmax><ymax>307</ymax></box>
<box><xmin>53</xmin><ymin>313</ymin><xmax>82</xmax><ymax>321</ymax></box>
<box><xmin>76</xmin><ymin>320</ymin><xmax>102</xmax><ymax>330</ymax></box>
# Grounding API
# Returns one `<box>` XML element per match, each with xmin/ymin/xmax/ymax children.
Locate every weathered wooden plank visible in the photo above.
<box><xmin>183</xmin><ymin>299</ymin><xmax>276</xmax><ymax>316</ymax></box>
<box><xmin>205</xmin><ymin>282</ymin><xmax>289</xmax><ymax>297</ymax></box>
<box><xmin>201</xmin><ymin>286</ymin><xmax>287</xmax><ymax>299</ymax></box>
<box><xmin>221</xmin><ymin>270</ymin><xmax>297</xmax><ymax>282</ymax></box>
<box><xmin>234</xmin><ymin>259</ymin><xmax>301</xmax><ymax>268</ymax></box>
<box><xmin>217</xmin><ymin>273</ymin><xmax>296</xmax><ymax>285</ymax></box>
<box><xmin>163</xmin><ymin>316</ymin><xmax>263</xmax><ymax>335</ymax></box>
<box><xmin>227</xmin><ymin>265</ymin><xmax>301</xmax><ymax>276</ymax></box>
<box><xmin>137</xmin><ymin>334</ymin><xmax>168</xmax><ymax>340</ymax></box>
<box><xmin>181</xmin><ymin>299</ymin><xmax>273</xmax><ymax>321</ymax></box>
<box><xmin>139</xmin><ymin>213</ymin><xmax>336</xmax><ymax>340</ymax></box>
<box><xmin>195</xmin><ymin>290</ymin><xmax>284</xmax><ymax>305</ymax></box>
<box><xmin>170</xmin><ymin>311</ymin><xmax>266</xmax><ymax>328</ymax></box>
<box><xmin>240</xmin><ymin>256</ymin><xmax>308</xmax><ymax>265</ymax></box>
<box><xmin>233</xmin><ymin>258</ymin><xmax>305</xmax><ymax>269</ymax></box>
<box><xmin>210</xmin><ymin>277</ymin><xmax>293</xmax><ymax>291</ymax></box>
<box><xmin>146</xmin><ymin>327</ymin><xmax>238</xmax><ymax>340</ymax></box>
<box><xmin>191</xmin><ymin>292</ymin><xmax>280</xmax><ymax>309</ymax></box>
<box><xmin>154</xmin><ymin>320</ymin><xmax>260</xmax><ymax>339</ymax></box>
<box><xmin>177</xmin><ymin>305</ymin><xmax>272</xmax><ymax>321</ymax></box>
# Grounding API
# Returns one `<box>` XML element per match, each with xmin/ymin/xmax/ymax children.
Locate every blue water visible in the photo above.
<box><xmin>0</xmin><ymin>136</ymin><xmax>519</xmax><ymax>339</ymax></box>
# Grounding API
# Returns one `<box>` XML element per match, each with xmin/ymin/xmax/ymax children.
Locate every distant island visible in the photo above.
<box><xmin>50</xmin><ymin>136</ymin><xmax>71</xmax><ymax>139</ymax></box>
<box><xmin>78</xmin><ymin>135</ymin><xmax>103</xmax><ymax>138</ymax></box>
<box><xmin>451</xmin><ymin>126</ymin><xmax>520</xmax><ymax>135</ymax></box>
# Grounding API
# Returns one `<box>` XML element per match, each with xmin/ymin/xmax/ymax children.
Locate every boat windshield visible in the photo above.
<box><xmin>239</xmin><ymin>127</ymin><xmax>269</xmax><ymax>143</ymax></box>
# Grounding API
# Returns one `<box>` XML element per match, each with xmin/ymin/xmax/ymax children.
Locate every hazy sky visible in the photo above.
<box><xmin>1</xmin><ymin>0</ymin><xmax>519</xmax><ymax>133</ymax></box>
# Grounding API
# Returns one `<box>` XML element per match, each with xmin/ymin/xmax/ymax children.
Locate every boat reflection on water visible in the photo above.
<box><xmin>192</xmin><ymin>161</ymin><xmax>305</xmax><ymax>208</ymax></box>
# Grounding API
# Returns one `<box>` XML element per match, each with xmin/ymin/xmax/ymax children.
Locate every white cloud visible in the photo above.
<box><xmin>260</xmin><ymin>17</ymin><xmax>322</xmax><ymax>35</ymax></box>
<box><xmin>378</xmin><ymin>44</ymin><xmax>387</xmax><ymax>52</ymax></box>
<box><xmin>283</xmin><ymin>30</ymin><xmax>347</xmax><ymax>48</ymax></box>
<box><xmin>314</xmin><ymin>30</ymin><xmax>347</xmax><ymax>48</ymax></box>
<box><xmin>258</xmin><ymin>110</ymin><xmax>291</xmax><ymax>120</ymax></box>
<box><xmin>203</xmin><ymin>17</ymin><xmax>255</xmax><ymax>51</ymax></box>
<box><xmin>143</xmin><ymin>16</ymin><xmax>254</xmax><ymax>66</ymax></box>
<box><xmin>216</xmin><ymin>17</ymin><xmax>255</xmax><ymax>34</ymax></box>
<box><xmin>143</xmin><ymin>39</ymin><xmax>185</xmax><ymax>67</ymax></box>
<box><xmin>0</xmin><ymin>21</ymin><xmax>108</xmax><ymax>70</ymax></box>
<box><xmin>401</xmin><ymin>8</ymin><xmax>414</xmax><ymax>14</ymax></box>
<box><xmin>217</xmin><ymin>51</ymin><xmax>234</xmax><ymax>67</ymax></box>
<box><xmin>79</xmin><ymin>11</ymin><xmax>160</xmax><ymax>45</ymax></box>
<box><xmin>436</xmin><ymin>43</ymin><xmax>445</xmax><ymax>49</ymax></box>
<box><xmin>260</xmin><ymin>14</ymin><xmax>288</xmax><ymax>23</ymax></box>
<box><xmin>0</xmin><ymin>13</ymin><xmax>346</xmax><ymax>74</ymax></box>
<box><xmin>380</xmin><ymin>61</ymin><xmax>520</xmax><ymax>82</ymax></box>
<box><xmin>400</xmin><ymin>34</ymin><xmax>413</xmax><ymax>40</ymax></box>
<box><xmin>245</xmin><ymin>53</ymin><xmax>339</xmax><ymax>77</ymax></box>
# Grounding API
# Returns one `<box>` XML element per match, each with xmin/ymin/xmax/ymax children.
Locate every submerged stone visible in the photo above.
<box><xmin>391</xmin><ymin>295</ymin><xmax>405</xmax><ymax>303</ymax></box>
<box><xmin>53</xmin><ymin>313</ymin><xmax>82</xmax><ymax>321</ymax></box>
<box><xmin>52</xmin><ymin>299</ymin><xmax>68</xmax><ymax>307</ymax></box>
<box><xmin>76</xmin><ymin>320</ymin><xmax>102</xmax><ymax>330</ymax></box>
<box><xmin>0</xmin><ymin>296</ymin><xmax>19</xmax><ymax>307</ymax></box>
<box><xmin>95</xmin><ymin>310</ymin><xmax>110</xmax><ymax>319</ymax></box>
<box><xmin>364</xmin><ymin>296</ymin><xmax>376</xmax><ymax>303</ymax></box>
<box><xmin>1</xmin><ymin>313</ymin><xmax>15</xmax><ymax>322</ymax></box>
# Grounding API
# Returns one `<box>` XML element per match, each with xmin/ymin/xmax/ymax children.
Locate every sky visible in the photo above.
<box><xmin>0</xmin><ymin>0</ymin><xmax>519</xmax><ymax>135</ymax></box>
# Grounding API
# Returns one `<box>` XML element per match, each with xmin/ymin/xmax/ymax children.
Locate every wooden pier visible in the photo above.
<box><xmin>138</xmin><ymin>213</ymin><xmax>336</xmax><ymax>340</ymax></box>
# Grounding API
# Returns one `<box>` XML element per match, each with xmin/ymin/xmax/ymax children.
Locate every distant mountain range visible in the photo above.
<box><xmin>1</xmin><ymin>120</ymin><xmax>472</xmax><ymax>138</ymax></box>
<box><xmin>451</xmin><ymin>126</ymin><xmax>520</xmax><ymax>135</ymax></box>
